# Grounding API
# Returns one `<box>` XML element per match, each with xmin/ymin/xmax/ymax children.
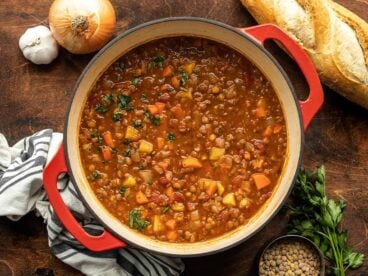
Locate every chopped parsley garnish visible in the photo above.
<box><xmin>162</xmin><ymin>205</ymin><xmax>170</xmax><ymax>213</ymax></box>
<box><xmin>167</xmin><ymin>132</ymin><xmax>176</xmax><ymax>141</ymax></box>
<box><xmin>132</xmin><ymin>120</ymin><xmax>143</xmax><ymax>129</ymax></box>
<box><xmin>90</xmin><ymin>129</ymin><xmax>97</xmax><ymax>138</ymax></box>
<box><xmin>112</xmin><ymin>148</ymin><xmax>118</xmax><ymax>154</ymax></box>
<box><xmin>124</xmin><ymin>149</ymin><xmax>131</xmax><ymax>157</ymax></box>
<box><xmin>102</xmin><ymin>94</ymin><xmax>112</xmax><ymax>105</ymax></box>
<box><xmin>91</xmin><ymin>170</ymin><xmax>101</xmax><ymax>180</ymax></box>
<box><xmin>117</xmin><ymin>95</ymin><xmax>133</xmax><ymax>110</ymax></box>
<box><xmin>129</xmin><ymin>209</ymin><xmax>150</xmax><ymax>231</ymax></box>
<box><xmin>140</xmin><ymin>93</ymin><xmax>147</xmax><ymax>102</ymax></box>
<box><xmin>132</xmin><ymin>77</ymin><xmax>141</xmax><ymax>86</ymax></box>
<box><xmin>153</xmin><ymin>55</ymin><xmax>165</xmax><ymax>68</ymax></box>
<box><xmin>112</xmin><ymin>112</ymin><xmax>123</xmax><ymax>122</ymax></box>
<box><xmin>147</xmin><ymin>62</ymin><xmax>153</xmax><ymax>70</ymax></box>
<box><xmin>97</xmin><ymin>135</ymin><xmax>103</xmax><ymax>144</ymax></box>
<box><xmin>180</xmin><ymin>71</ymin><xmax>189</xmax><ymax>87</ymax></box>
<box><xmin>144</xmin><ymin>111</ymin><xmax>150</xmax><ymax>118</ymax></box>
<box><xmin>119</xmin><ymin>186</ymin><xmax>127</xmax><ymax>195</ymax></box>
<box><xmin>151</xmin><ymin>116</ymin><xmax>160</xmax><ymax>126</ymax></box>
<box><xmin>147</xmin><ymin>181</ymin><xmax>153</xmax><ymax>186</ymax></box>
<box><xmin>95</xmin><ymin>104</ymin><xmax>108</xmax><ymax>113</ymax></box>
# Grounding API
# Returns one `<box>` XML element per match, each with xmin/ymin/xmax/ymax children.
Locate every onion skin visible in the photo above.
<box><xmin>49</xmin><ymin>0</ymin><xmax>116</xmax><ymax>54</ymax></box>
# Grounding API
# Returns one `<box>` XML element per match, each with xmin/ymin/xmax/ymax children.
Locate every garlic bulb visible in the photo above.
<box><xmin>19</xmin><ymin>25</ymin><xmax>59</xmax><ymax>65</ymax></box>
<box><xmin>49</xmin><ymin>0</ymin><xmax>116</xmax><ymax>54</ymax></box>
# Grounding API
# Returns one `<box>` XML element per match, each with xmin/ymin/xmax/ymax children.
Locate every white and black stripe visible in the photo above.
<box><xmin>0</xmin><ymin>130</ymin><xmax>185</xmax><ymax>275</ymax></box>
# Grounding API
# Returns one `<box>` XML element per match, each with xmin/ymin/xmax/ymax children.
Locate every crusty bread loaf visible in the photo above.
<box><xmin>241</xmin><ymin>0</ymin><xmax>368</xmax><ymax>109</ymax></box>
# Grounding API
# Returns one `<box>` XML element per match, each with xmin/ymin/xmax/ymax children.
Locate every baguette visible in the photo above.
<box><xmin>241</xmin><ymin>0</ymin><xmax>368</xmax><ymax>109</ymax></box>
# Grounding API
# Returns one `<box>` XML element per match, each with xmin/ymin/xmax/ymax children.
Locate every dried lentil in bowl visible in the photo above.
<box><xmin>259</xmin><ymin>240</ymin><xmax>321</xmax><ymax>276</ymax></box>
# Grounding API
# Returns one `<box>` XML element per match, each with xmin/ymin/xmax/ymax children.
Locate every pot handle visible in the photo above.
<box><xmin>43</xmin><ymin>144</ymin><xmax>127</xmax><ymax>252</ymax></box>
<box><xmin>238</xmin><ymin>24</ymin><xmax>323</xmax><ymax>131</ymax></box>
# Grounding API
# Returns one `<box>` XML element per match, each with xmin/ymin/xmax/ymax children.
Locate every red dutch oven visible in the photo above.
<box><xmin>43</xmin><ymin>18</ymin><xmax>323</xmax><ymax>257</ymax></box>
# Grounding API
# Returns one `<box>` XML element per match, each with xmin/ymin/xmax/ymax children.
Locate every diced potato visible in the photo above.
<box><xmin>184</xmin><ymin>63</ymin><xmax>196</xmax><ymax>74</ymax></box>
<box><xmin>176</xmin><ymin>88</ymin><xmax>193</xmax><ymax>100</ymax></box>
<box><xmin>211</xmin><ymin>86</ymin><xmax>220</xmax><ymax>93</ymax></box>
<box><xmin>209</xmin><ymin>147</ymin><xmax>225</xmax><ymax>160</ymax></box>
<box><xmin>171</xmin><ymin>202</ymin><xmax>185</xmax><ymax>212</ymax></box>
<box><xmin>239</xmin><ymin>197</ymin><xmax>251</xmax><ymax>209</ymax></box>
<box><xmin>217</xmin><ymin>182</ymin><xmax>225</xmax><ymax>196</ymax></box>
<box><xmin>125</xmin><ymin>126</ymin><xmax>140</xmax><ymax>140</ymax></box>
<box><xmin>139</xmin><ymin>170</ymin><xmax>153</xmax><ymax>183</ymax></box>
<box><xmin>222</xmin><ymin>193</ymin><xmax>236</xmax><ymax>207</ymax></box>
<box><xmin>153</xmin><ymin>215</ymin><xmax>165</xmax><ymax>232</ymax></box>
<box><xmin>139</xmin><ymin>139</ymin><xmax>153</xmax><ymax>153</ymax></box>
<box><xmin>123</xmin><ymin>175</ymin><xmax>136</xmax><ymax>187</ymax></box>
<box><xmin>182</xmin><ymin>157</ymin><xmax>202</xmax><ymax>168</ymax></box>
<box><xmin>136</xmin><ymin>191</ymin><xmax>149</xmax><ymax>204</ymax></box>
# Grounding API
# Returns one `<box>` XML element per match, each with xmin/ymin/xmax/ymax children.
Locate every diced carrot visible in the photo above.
<box><xmin>136</xmin><ymin>191</ymin><xmax>149</xmax><ymax>204</ymax></box>
<box><xmin>101</xmin><ymin>146</ymin><xmax>112</xmax><ymax>161</ymax></box>
<box><xmin>206</xmin><ymin>182</ymin><xmax>218</xmax><ymax>197</ymax></box>
<box><xmin>252</xmin><ymin>173</ymin><xmax>271</xmax><ymax>190</ymax></box>
<box><xmin>157</xmin><ymin>137</ymin><xmax>165</xmax><ymax>150</ymax></box>
<box><xmin>163</xmin><ymin>65</ymin><xmax>173</xmax><ymax>77</ymax></box>
<box><xmin>273</xmin><ymin>124</ymin><xmax>282</xmax><ymax>134</ymax></box>
<box><xmin>255</xmin><ymin>107</ymin><xmax>266</xmax><ymax>118</ymax></box>
<box><xmin>155</xmin><ymin>102</ymin><xmax>165</xmax><ymax>113</ymax></box>
<box><xmin>171</xmin><ymin>76</ymin><xmax>180</xmax><ymax>89</ymax></box>
<box><xmin>170</xmin><ymin>105</ymin><xmax>185</xmax><ymax>119</ymax></box>
<box><xmin>158</xmin><ymin>160</ymin><xmax>170</xmax><ymax>170</ymax></box>
<box><xmin>165</xmin><ymin>219</ymin><xmax>177</xmax><ymax>230</ymax></box>
<box><xmin>148</xmin><ymin>105</ymin><xmax>159</xmax><ymax>114</ymax></box>
<box><xmin>103</xmin><ymin>131</ymin><xmax>114</xmax><ymax>148</ymax></box>
<box><xmin>263</xmin><ymin>126</ymin><xmax>273</xmax><ymax>137</ymax></box>
<box><xmin>167</xmin><ymin>230</ymin><xmax>178</xmax><ymax>241</ymax></box>
<box><xmin>165</xmin><ymin>186</ymin><xmax>174</xmax><ymax>198</ymax></box>
<box><xmin>182</xmin><ymin>157</ymin><xmax>202</xmax><ymax>168</ymax></box>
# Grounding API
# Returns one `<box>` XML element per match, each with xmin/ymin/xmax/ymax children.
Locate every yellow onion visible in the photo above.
<box><xmin>49</xmin><ymin>0</ymin><xmax>116</xmax><ymax>54</ymax></box>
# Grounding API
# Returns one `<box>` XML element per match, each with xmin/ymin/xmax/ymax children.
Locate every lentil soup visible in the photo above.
<box><xmin>78</xmin><ymin>37</ymin><xmax>287</xmax><ymax>243</ymax></box>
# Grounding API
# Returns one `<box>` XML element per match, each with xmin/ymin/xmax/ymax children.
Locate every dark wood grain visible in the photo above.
<box><xmin>0</xmin><ymin>0</ymin><xmax>367</xmax><ymax>275</ymax></box>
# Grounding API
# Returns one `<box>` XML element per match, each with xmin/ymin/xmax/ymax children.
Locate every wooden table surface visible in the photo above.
<box><xmin>0</xmin><ymin>0</ymin><xmax>367</xmax><ymax>275</ymax></box>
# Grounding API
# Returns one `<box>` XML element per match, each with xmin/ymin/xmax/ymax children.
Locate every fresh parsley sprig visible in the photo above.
<box><xmin>287</xmin><ymin>166</ymin><xmax>364</xmax><ymax>275</ymax></box>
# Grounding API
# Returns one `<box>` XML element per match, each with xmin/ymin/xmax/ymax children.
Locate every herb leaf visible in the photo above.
<box><xmin>151</xmin><ymin>116</ymin><xmax>160</xmax><ymax>126</ymax></box>
<box><xmin>153</xmin><ymin>55</ymin><xmax>165</xmax><ymax>68</ymax></box>
<box><xmin>129</xmin><ymin>209</ymin><xmax>150</xmax><ymax>231</ymax></box>
<box><xmin>180</xmin><ymin>71</ymin><xmax>189</xmax><ymax>86</ymax></box>
<box><xmin>119</xmin><ymin>186</ymin><xmax>127</xmax><ymax>195</ymax></box>
<box><xmin>95</xmin><ymin>104</ymin><xmax>108</xmax><ymax>113</ymax></box>
<box><xmin>117</xmin><ymin>95</ymin><xmax>133</xmax><ymax>110</ymax></box>
<box><xmin>162</xmin><ymin>205</ymin><xmax>170</xmax><ymax>213</ymax></box>
<box><xmin>167</xmin><ymin>132</ymin><xmax>175</xmax><ymax>141</ymax></box>
<box><xmin>112</xmin><ymin>112</ymin><xmax>123</xmax><ymax>122</ymax></box>
<box><xmin>91</xmin><ymin>170</ymin><xmax>101</xmax><ymax>180</ymax></box>
<box><xmin>287</xmin><ymin>166</ymin><xmax>365</xmax><ymax>275</ymax></box>
<box><xmin>132</xmin><ymin>77</ymin><xmax>141</xmax><ymax>86</ymax></box>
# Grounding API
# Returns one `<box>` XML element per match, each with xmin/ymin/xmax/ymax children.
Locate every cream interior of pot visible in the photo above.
<box><xmin>66</xmin><ymin>19</ymin><xmax>302</xmax><ymax>256</ymax></box>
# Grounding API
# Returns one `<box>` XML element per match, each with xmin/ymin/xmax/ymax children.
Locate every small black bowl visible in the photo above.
<box><xmin>257</xmin><ymin>234</ymin><xmax>325</xmax><ymax>276</ymax></box>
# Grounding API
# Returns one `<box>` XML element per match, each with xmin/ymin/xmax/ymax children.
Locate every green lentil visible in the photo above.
<box><xmin>259</xmin><ymin>240</ymin><xmax>321</xmax><ymax>276</ymax></box>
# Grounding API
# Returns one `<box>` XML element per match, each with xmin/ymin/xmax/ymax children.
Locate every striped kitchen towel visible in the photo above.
<box><xmin>0</xmin><ymin>129</ymin><xmax>185</xmax><ymax>276</ymax></box>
